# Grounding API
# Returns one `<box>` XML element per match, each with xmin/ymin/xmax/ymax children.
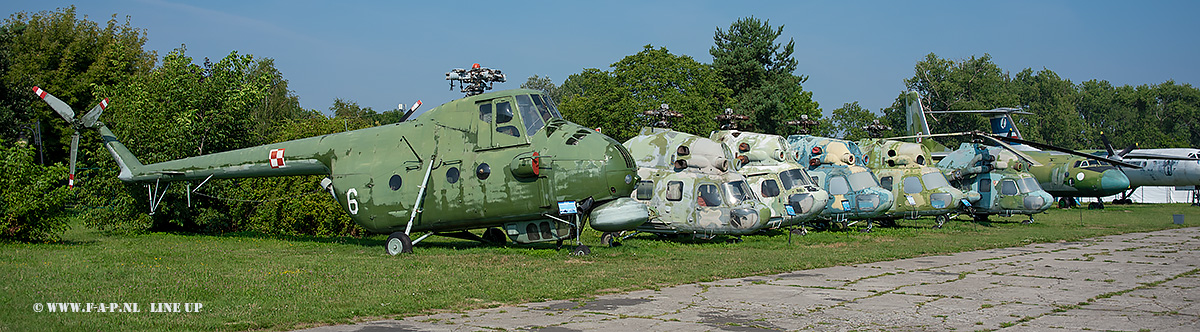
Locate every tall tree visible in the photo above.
<box><xmin>559</xmin><ymin>45</ymin><xmax>731</xmax><ymax>141</ymax></box>
<box><xmin>711</xmin><ymin>16</ymin><xmax>820</xmax><ymax>135</ymax></box>
<box><xmin>0</xmin><ymin>6</ymin><xmax>155</xmax><ymax>162</ymax></box>
<box><xmin>884</xmin><ymin>53</ymin><xmax>1018</xmax><ymax>140</ymax></box>
<box><xmin>829</xmin><ymin>102</ymin><xmax>882</xmax><ymax>140</ymax></box>
<box><xmin>520</xmin><ymin>74</ymin><xmax>562</xmax><ymax>102</ymax></box>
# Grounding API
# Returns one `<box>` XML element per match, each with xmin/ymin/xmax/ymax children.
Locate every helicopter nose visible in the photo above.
<box><xmin>1097</xmin><ymin>169</ymin><xmax>1130</xmax><ymax>196</ymax></box>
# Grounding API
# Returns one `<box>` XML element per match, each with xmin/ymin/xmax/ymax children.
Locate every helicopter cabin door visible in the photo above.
<box><xmin>475</xmin><ymin>97</ymin><xmax>531</xmax><ymax>150</ymax></box>
<box><xmin>471</xmin><ymin>96</ymin><xmax>549</xmax><ymax>214</ymax></box>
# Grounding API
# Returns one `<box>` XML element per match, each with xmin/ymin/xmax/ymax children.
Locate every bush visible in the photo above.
<box><xmin>0</xmin><ymin>141</ymin><xmax>72</xmax><ymax>242</ymax></box>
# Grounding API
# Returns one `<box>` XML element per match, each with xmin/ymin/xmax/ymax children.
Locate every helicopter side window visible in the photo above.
<box><xmin>778</xmin><ymin>168</ymin><xmax>810</xmax><ymax>190</ymax></box>
<box><xmin>724</xmin><ymin>181</ymin><xmax>751</xmax><ymax>205</ymax></box>
<box><xmin>879</xmin><ymin>176</ymin><xmax>893</xmax><ymax>189</ymax></box>
<box><xmin>538</xmin><ymin>94</ymin><xmax>563</xmax><ymax>118</ymax></box>
<box><xmin>495</xmin><ymin>101</ymin><xmax>520</xmax><ymax>137</ymax></box>
<box><xmin>666</xmin><ymin>181</ymin><xmax>683</xmax><ymax>201</ymax></box>
<box><xmin>903</xmin><ymin>176</ymin><xmax>923</xmax><ymax>194</ymax></box>
<box><xmin>1073</xmin><ymin>160</ymin><xmax>1083</xmax><ymax>168</ymax></box>
<box><xmin>828</xmin><ymin>176</ymin><xmax>850</xmax><ymax>195</ymax></box>
<box><xmin>1000</xmin><ymin>179</ymin><xmax>1018</xmax><ymax>195</ymax></box>
<box><xmin>761</xmin><ymin>179</ymin><xmax>781</xmax><ymax>198</ymax></box>
<box><xmin>697</xmin><ymin>184</ymin><xmax>724</xmax><ymax>207</ymax></box>
<box><xmin>530</xmin><ymin>94</ymin><xmax>557</xmax><ymax>120</ymax></box>
<box><xmin>479</xmin><ymin>103</ymin><xmax>493</xmax><ymax>122</ymax></box>
<box><xmin>848</xmin><ymin>170</ymin><xmax>880</xmax><ymax>191</ymax></box>
<box><xmin>636</xmin><ymin>181</ymin><xmax>654</xmax><ymax>200</ymax></box>
<box><xmin>516</xmin><ymin>94</ymin><xmax>546</xmax><ymax>136</ymax></box>
<box><xmin>979</xmin><ymin>179</ymin><xmax>991</xmax><ymax>193</ymax></box>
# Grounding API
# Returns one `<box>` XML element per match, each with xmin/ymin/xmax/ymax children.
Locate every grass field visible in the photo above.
<box><xmin>2</xmin><ymin>204</ymin><xmax>1198</xmax><ymax>331</ymax></box>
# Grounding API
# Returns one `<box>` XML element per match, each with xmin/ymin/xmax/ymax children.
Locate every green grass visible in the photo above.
<box><xmin>2</xmin><ymin>204</ymin><xmax>1197</xmax><ymax>331</ymax></box>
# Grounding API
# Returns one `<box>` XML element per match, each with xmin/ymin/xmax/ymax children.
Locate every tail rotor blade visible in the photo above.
<box><xmin>69</xmin><ymin>132</ymin><xmax>79</xmax><ymax>188</ymax></box>
<box><xmin>81</xmin><ymin>98</ymin><xmax>109</xmax><ymax>128</ymax></box>
<box><xmin>32</xmin><ymin>86</ymin><xmax>76</xmax><ymax>122</ymax></box>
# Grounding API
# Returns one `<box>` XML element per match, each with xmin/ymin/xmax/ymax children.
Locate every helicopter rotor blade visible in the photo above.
<box><xmin>81</xmin><ymin>98</ymin><xmax>109</xmax><ymax>128</ymax></box>
<box><xmin>988</xmin><ymin>133</ymin><xmax>1142</xmax><ymax>169</ymax></box>
<box><xmin>32</xmin><ymin>86</ymin><xmax>76</xmax><ymax>123</ymax></box>
<box><xmin>69</xmin><ymin>131</ymin><xmax>79</xmax><ymax>188</ymax></box>
<box><xmin>1100</xmin><ymin>132</ymin><xmax>1117</xmax><ymax>158</ymax></box>
<box><xmin>969</xmin><ymin>132</ymin><xmax>1044</xmax><ymax>167</ymax></box>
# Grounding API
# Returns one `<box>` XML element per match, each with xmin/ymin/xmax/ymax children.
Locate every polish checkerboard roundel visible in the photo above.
<box><xmin>269</xmin><ymin>148</ymin><xmax>285</xmax><ymax>168</ymax></box>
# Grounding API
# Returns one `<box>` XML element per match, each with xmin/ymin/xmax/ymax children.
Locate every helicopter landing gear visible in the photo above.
<box><xmin>1022</xmin><ymin>215</ymin><xmax>1035</xmax><ymax>224</ymax></box>
<box><xmin>934</xmin><ymin>215</ymin><xmax>949</xmax><ymax>229</ymax></box>
<box><xmin>385</xmin><ymin>232</ymin><xmax>414</xmax><ymax>255</ymax></box>
<box><xmin>1088</xmin><ymin>201</ymin><xmax>1104</xmax><ymax>210</ymax></box>
<box><xmin>482</xmin><ymin>227</ymin><xmax>506</xmax><ymax>245</ymax></box>
<box><xmin>789</xmin><ymin>227</ymin><xmax>808</xmax><ymax>236</ymax></box>
<box><xmin>571</xmin><ymin>244</ymin><xmax>591</xmax><ymax>256</ymax></box>
<box><xmin>860</xmin><ymin>220</ymin><xmax>874</xmax><ymax>233</ymax></box>
<box><xmin>600</xmin><ymin>232</ymin><xmax>622</xmax><ymax>247</ymax></box>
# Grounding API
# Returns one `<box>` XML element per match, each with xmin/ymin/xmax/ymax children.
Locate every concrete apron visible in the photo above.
<box><xmin>299</xmin><ymin>227</ymin><xmax>1200</xmax><ymax>332</ymax></box>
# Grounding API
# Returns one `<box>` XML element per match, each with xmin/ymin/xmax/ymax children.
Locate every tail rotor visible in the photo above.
<box><xmin>32</xmin><ymin>86</ymin><xmax>108</xmax><ymax>188</ymax></box>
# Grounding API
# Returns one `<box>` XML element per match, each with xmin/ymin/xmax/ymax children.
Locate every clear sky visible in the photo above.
<box><xmin>8</xmin><ymin>0</ymin><xmax>1199</xmax><ymax>118</ymax></box>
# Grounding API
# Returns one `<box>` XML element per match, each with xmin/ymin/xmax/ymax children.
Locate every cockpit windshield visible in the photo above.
<box><xmin>724</xmin><ymin>181</ymin><xmax>753</xmax><ymax>205</ymax></box>
<box><xmin>1020</xmin><ymin>176</ymin><xmax>1042</xmax><ymax>193</ymax></box>
<box><xmin>516</xmin><ymin>94</ymin><xmax>562</xmax><ymax>137</ymax></box>
<box><xmin>778</xmin><ymin>168</ymin><xmax>812</xmax><ymax>190</ymax></box>
<box><xmin>848</xmin><ymin>170</ymin><xmax>880</xmax><ymax>191</ymax></box>
<box><xmin>921</xmin><ymin>171</ymin><xmax>951</xmax><ymax>190</ymax></box>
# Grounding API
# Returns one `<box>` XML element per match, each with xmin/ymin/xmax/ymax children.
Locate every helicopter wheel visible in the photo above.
<box><xmin>1087</xmin><ymin>202</ymin><xmax>1103</xmax><ymax>210</ymax></box>
<box><xmin>385</xmin><ymin>232</ymin><xmax>414</xmax><ymax>255</ymax></box>
<box><xmin>934</xmin><ymin>215</ymin><xmax>948</xmax><ymax>229</ymax></box>
<box><xmin>600</xmin><ymin>232</ymin><xmax>622</xmax><ymax>247</ymax></box>
<box><xmin>482</xmin><ymin>227</ymin><xmax>506</xmax><ymax>245</ymax></box>
<box><xmin>1022</xmin><ymin>215</ymin><xmax>1035</xmax><ymax>225</ymax></box>
<box><xmin>973</xmin><ymin>214</ymin><xmax>989</xmax><ymax>223</ymax></box>
<box><xmin>859</xmin><ymin>220</ymin><xmax>874</xmax><ymax>233</ymax></box>
<box><xmin>789</xmin><ymin>227</ymin><xmax>808</xmax><ymax>236</ymax></box>
<box><xmin>571</xmin><ymin>244</ymin><xmax>591</xmax><ymax>256</ymax></box>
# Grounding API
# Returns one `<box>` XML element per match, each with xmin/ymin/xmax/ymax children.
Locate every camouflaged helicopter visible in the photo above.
<box><xmin>785</xmin><ymin>134</ymin><xmax>894</xmax><ymax>230</ymax></box>
<box><xmin>710</xmin><ymin>129</ymin><xmax>830</xmax><ymax>232</ymax></box>
<box><xmin>856</xmin><ymin>134</ymin><xmax>964</xmax><ymax>228</ymax></box>
<box><xmin>613</xmin><ymin>107</ymin><xmax>772</xmax><ymax>243</ymax></box>
<box><xmin>35</xmin><ymin>64</ymin><xmax>649</xmax><ymax>255</ymax></box>
<box><xmin>904</xmin><ymin>91</ymin><xmax>1137</xmax><ymax>209</ymax></box>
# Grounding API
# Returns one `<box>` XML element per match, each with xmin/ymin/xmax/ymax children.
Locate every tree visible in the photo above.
<box><xmin>0</xmin><ymin>141</ymin><xmax>72</xmax><ymax>242</ymax></box>
<box><xmin>883</xmin><ymin>53</ymin><xmax>1018</xmax><ymax>141</ymax></box>
<box><xmin>0</xmin><ymin>6</ymin><xmax>155</xmax><ymax>163</ymax></box>
<box><xmin>711</xmin><ymin>16</ymin><xmax>820</xmax><ymax>135</ymax></box>
<box><xmin>558</xmin><ymin>45</ymin><xmax>731</xmax><ymax>141</ymax></box>
<box><xmin>521</xmin><ymin>75</ymin><xmax>562</xmax><ymax>102</ymax></box>
<box><xmin>829</xmin><ymin>102</ymin><xmax>883</xmax><ymax>140</ymax></box>
<box><xmin>1011</xmin><ymin>68</ymin><xmax>1082</xmax><ymax>148</ymax></box>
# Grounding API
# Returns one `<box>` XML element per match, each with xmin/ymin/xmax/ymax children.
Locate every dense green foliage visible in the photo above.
<box><xmin>711</xmin><ymin>16</ymin><xmax>821</xmax><ymax>135</ymax></box>
<box><xmin>557</xmin><ymin>45</ymin><xmax>731</xmax><ymax>142</ymax></box>
<box><xmin>881</xmin><ymin>53</ymin><xmax>1200</xmax><ymax>149</ymax></box>
<box><xmin>0</xmin><ymin>142</ymin><xmax>72</xmax><ymax>242</ymax></box>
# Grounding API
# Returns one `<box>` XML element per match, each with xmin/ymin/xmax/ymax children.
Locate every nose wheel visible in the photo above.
<box><xmin>385</xmin><ymin>232</ymin><xmax>414</xmax><ymax>255</ymax></box>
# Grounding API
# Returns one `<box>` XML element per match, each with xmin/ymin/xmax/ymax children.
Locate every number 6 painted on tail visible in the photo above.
<box><xmin>347</xmin><ymin>188</ymin><xmax>359</xmax><ymax>214</ymax></box>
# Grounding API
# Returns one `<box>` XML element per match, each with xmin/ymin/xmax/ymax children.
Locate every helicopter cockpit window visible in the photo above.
<box><xmin>848</xmin><ymin>170</ymin><xmax>880</xmax><ymax>191</ymax></box>
<box><xmin>979</xmin><ymin>178</ymin><xmax>991</xmax><ymax>193</ymax></box>
<box><xmin>761</xmin><ymin>179</ymin><xmax>781</xmax><ymax>198</ymax></box>
<box><xmin>516</xmin><ymin>94</ymin><xmax>547</xmax><ymax>136</ymax></box>
<box><xmin>1000</xmin><ymin>179</ymin><xmax>1018</xmax><ymax>195</ymax></box>
<box><xmin>778</xmin><ymin>168</ymin><xmax>811</xmax><ymax>190</ymax></box>
<box><xmin>724</xmin><ymin>181</ymin><xmax>752</xmax><ymax>205</ymax></box>
<box><xmin>495</xmin><ymin>101</ymin><xmax>519</xmax><ymax>137</ymax></box>
<box><xmin>1020</xmin><ymin>176</ymin><xmax>1041</xmax><ymax>193</ymax></box>
<box><xmin>533</xmin><ymin>94</ymin><xmax>563</xmax><ymax>118</ymax></box>
<box><xmin>478</xmin><ymin>103</ymin><xmax>493</xmax><ymax>122</ymax></box>
<box><xmin>828</xmin><ymin>176</ymin><xmax>850</xmax><ymax>195</ymax></box>
<box><xmin>922</xmin><ymin>171</ymin><xmax>950</xmax><ymax>190</ymax></box>
<box><xmin>879</xmin><ymin>176</ymin><xmax>893</xmax><ymax>189</ymax></box>
<box><xmin>636</xmin><ymin>181</ymin><xmax>654</xmax><ymax>200</ymax></box>
<box><xmin>666</xmin><ymin>181</ymin><xmax>683</xmax><ymax>201</ymax></box>
<box><xmin>903</xmin><ymin>176</ymin><xmax>923</xmax><ymax>194</ymax></box>
<box><xmin>698</xmin><ymin>184</ymin><xmax>724</xmax><ymax>207</ymax></box>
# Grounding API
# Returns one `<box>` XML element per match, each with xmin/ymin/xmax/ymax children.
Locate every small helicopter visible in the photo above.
<box><xmin>918</xmin><ymin>134</ymin><xmax>1055</xmax><ymax>223</ymax></box>
<box><xmin>36</xmin><ymin>64</ymin><xmax>650</xmax><ymax>255</ymax></box>
<box><xmin>614</xmin><ymin>105</ymin><xmax>773</xmax><ymax>243</ymax></box>
<box><xmin>785</xmin><ymin>134</ymin><xmax>894</xmax><ymax>230</ymax></box>
<box><xmin>904</xmin><ymin>91</ymin><xmax>1137</xmax><ymax>209</ymax></box>
<box><xmin>856</xmin><ymin>136</ymin><xmax>964</xmax><ymax>228</ymax></box>
<box><xmin>710</xmin><ymin>130</ymin><xmax>830</xmax><ymax>232</ymax></box>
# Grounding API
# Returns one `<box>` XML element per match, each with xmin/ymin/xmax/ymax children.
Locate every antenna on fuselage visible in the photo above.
<box><xmin>446</xmin><ymin>63</ymin><xmax>506</xmax><ymax>97</ymax></box>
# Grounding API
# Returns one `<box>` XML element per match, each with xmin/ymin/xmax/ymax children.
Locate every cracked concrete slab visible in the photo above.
<box><xmin>296</xmin><ymin>227</ymin><xmax>1200</xmax><ymax>331</ymax></box>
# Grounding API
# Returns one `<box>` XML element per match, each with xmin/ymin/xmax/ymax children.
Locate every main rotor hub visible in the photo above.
<box><xmin>446</xmin><ymin>63</ymin><xmax>506</xmax><ymax>97</ymax></box>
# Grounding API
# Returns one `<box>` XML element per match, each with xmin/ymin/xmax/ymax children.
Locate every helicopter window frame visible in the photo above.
<box><xmin>533</xmin><ymin>94</ymin><xmax>563</xmax><ymax>118</ymax></box>
<box><xmin>847</xmin><ymin>170</ymin><xmax>880</xmax><ymax>192</ymax></box>
<box><xmin>879</xmin><ymin>176</ymin><xmax>893</xmax><ymax>190</ymax></box>
<box><xmin>1020</xmin><ymin>176</ymin><xmax>1041</xmax><ymax>194</ymax></box>
<box><xmin>979</xmin><ymin>178</ymin><xmax>991</xmax><ymax>193</ymax></box>
<box><xmin>635</xmin><ymin>180</ymin><xmax>654</xmax><ymax>201</ymax></box>
<box><xmin>697</xmin><ymin>183</ymin><xmax>724</xmax><ymax>207</ymax></box>
<box><xmin>828</xmin><ymin>176</ymin><xmax>850</xmax><ymax>195</ymax></box>
<box><xmin>761</xmin><ymin>179</ymin><xmax>781</xmax><ymax>198</ymax></box>
<box><xmin>921</xmin><ymin>171</ymin><xmax>950</xmax><ymax>191</ymax></box>
<box><xmin>516</xmin><ymin>94</ymin><xmax>547</xmax><ymax>137</ymax></box>
<box><xmin>478</xmin><ymin>103</ymin><xmax>493</xmax><ymax>123</ymax></box>
<box><xmin>666</xmin><ymin>181</ymin><xmax>683</xmax><ymax>201</ymax></box>
<box><xmin>1000</xmin><ymin>179</ymin><xmax>1018</xmax><ymax>196</ymax></box>
<box><xmin>495</xmin><ymin>101</ymin><xmax>521</xmax><ymax>137</ymax></box>
<box><xmin>778</xmin><ymin>168</ymin><xmax>810</xmax><ymax>190</ymax></box>
<box><xmin>903</xmin><ymin>176</ymin><xmax>923</xmax><ymax>194</ymax></box>
<box><xmin>446</xmin><ymin>167</ymin><xmax>460</xmax><ymax>184</ymax></box>
<box><xmin>724</xmin><ymin>181</ymin><xmax>752</xmax><ymax>205</ymax></box>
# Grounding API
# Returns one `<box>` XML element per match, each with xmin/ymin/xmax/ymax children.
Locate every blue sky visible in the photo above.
<box><xmin>9</xmin><ymin>0</ymin><xmax>1199</xmax><ymax>118</ymax></box>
